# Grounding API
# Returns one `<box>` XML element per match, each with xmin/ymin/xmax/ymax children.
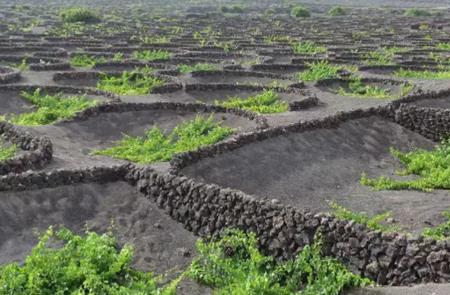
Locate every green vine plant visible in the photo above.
<box><xmin>337</xmin><ymin>77</ymin><xmax>413</xmax><ymax>99</ymax></box>
<box><xmin>361</xmin><ymin>139</ymin><xmax>450</xmax><ymax>191</ymax></box>
<box><xmin>188</xmin><ymin>229</ymin><xmax>372</xmax><ymax>294</ymax></box>
<box><xmin>94</xmin><ymin>115</ymin><xmax>233</xmax><ymax>163</ymax></box>
<box><xmin>7</xmin><ymin>89</ymin><xmax>97</xmax><ymax>126</ymax></box>
<box><xmin>329</xmin><ymin>202</ymin><xmax>400</xmax><ymax>232</ymax></box>
<box><xmin>422</xmin><ymin>210</ymin><xmax>450</xmax><ymax>240</ymax></box>
<box><xmin>297</xmin><ymin>61</ymin><xmax>348</xmax><ymax>82</ymax></box>
<box><xmin>215</xmin><ymin>90</ymin><xmax>288</xmax><ymax>114</ymax></box>
<box><xmin>96</xmin><ymin>67</ymin><xmax>164</xmax><ymax>95</ymax></box>
<box><xmin>0</xmin><ymin>140</ymin><xmax>16</xmax><ymax>162</ymax></box>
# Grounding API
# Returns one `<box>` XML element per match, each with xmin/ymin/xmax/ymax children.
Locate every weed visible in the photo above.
<box><xmin>59</xmin><ymin>7</ymin><xmax>101</xmax><ymax>23</ymax></box>
<box><xmin>94</xmin><ymin>115</ymin><xmax>233</xmax><ymax>163</ymax></box>
<box><xmin>179</xmin><ymin>63</ymin><xmax>218</xmax><ymax>73</ymax></box>
<box><xmin>330</xmin><ymin>202</ymin><xmax>399</xmax><ymax>232</ymax></box>
<box><xmin>0</xmin><ymin>227</ymin><xmax>176</xmax><ymax>294</ymax></box>
<box><xmin>189</xmin><ymin>229</ymin><xmax>371</xmax><ymax>294</ymax></box>
<box><xmin>361</xmin><ymin>139</ymin><xmax>450</xmax><ymax>191</ymax></box>
<box><xmin>132</xmin><ymin>49</ymin><xmax>171</xmax><ymax>61</ymax></box>
<box><xmin>291</xmin><ymin>5</ymin><xmax>311</xmax><ymax>18</ymax></box>
<box><xmin>97</xmin><ymin>67</ymin><xmax>164</xmax><ymax>95</ymax></box>
<box><xmin>10</xmin><ymin>89</ymin><xmax>97</xmax><ymax>126</ymax></box>
<box><xmin>297</xmin><ymin>61</ymin><xmax>341</xmax><ymax>81</ymax></box>
<box><xmin>216</xmin><ymin>90</ymin><xmax>288</xmax><ymax>114</ymax></box>
<box><xmin>291</xmin><ymin>41</ymin><xmax>327</xmax><ymax>55</ymax></box>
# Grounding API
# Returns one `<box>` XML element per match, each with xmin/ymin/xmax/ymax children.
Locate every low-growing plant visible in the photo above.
<box><xmin>0</xmin><ymin>227</ymin><xmax>176</xmax><ymax>294</ymax></box>
<box><xmin>264</xmin><ymin>35</ymin><xmax>291</xmax><ymax>44</ymax></box>
<box><xmin>94</xmin><ymin>115</ymin><xmax>233</xmax><ymax>163</ymax></box>
<box><xmin>215</xmin><ymin>90</ymin><xmax>288</xmax><ymax>114</ymax></box>
<box><xmin>422</xmin><ymin>210</ymin><xmax>450</xmax><ymax>240</ymax></box>
<box><xmin>337</xmin><ymin>77</ymin><xmax>413</xmax><ymax>99</ymax></box>
<box><xmin>97</xmin><ymin>67</ymin><xmax>164</xmax><ymax>95</ymax></box>
<box><xmin>59</xmin><ymin>7</ymin><xmax>101</xmax><ymax>23</ymax></box>
<box><xmin>404</xmin><ymin>8</ymin><xmax>433</xmax><ymax>17</ymax></box>
<box><xmin>10</xmin><ymin>89</ymin><xmax>97</xmax><ymax>126</ymax></box>
<box><xmin>70</xmin><ymin>54</ymin><xmax>106</xmax><ymax>68</ymax></box>
<box><xmin>132</xmin><ymin>49</ymin><xmax>171</xmax><ymax>61</ymax></box>
<box><xmin>394</xmin><ymin>68</ymin><xmax>450</xmax><ymax>79</ymax></box>
<box><xmin>330</xmin><ymin>202</ymin><xmax>399</xmax><ymax>232</ymax></box>
<box><xmin>0</xmin><ymin>141</ymin><xmax>16</xmax><ymax>162</ymax></box>
<box><xmin>112</xmin><ymin>52</ymin><xmax>125</xmax><ymax>61</ymax></box>
<box><xmin>328</xmin><ymin>6</ymin><xmax>346</xmax><ymax>16</ymax></box>
<box><xmin>291</xmin><ymin>5</ymin><xmax>311</xmax><ymax>18</ymax></box>
<box><xmin>361</xmin><ymin>139</ymin><xmax>450</xmax><ymax>191</ymax></box>
<box><xmin>297</xmin><ymin>61</ymin><xmax>341</xmax><ymax>81</ymax></box>
<box><xmin>220</xmin><ymin>5</ymin><xmax>244</xmax><ymax>14</ymax></box>
<box><xmin>189</xmin><ymin>229</ymin><xmax>371</xmax><ymax>294</ymax></box>
<box><xmin>364</xmin><ymin>48</ymin><xmax>395</xmax><ymax>66</ymax></box>
<box><xmin>291</xmin><ymin>41</ymin><xmax>327</xmax><ymax>55</ymax></box>
<box><xmin>178</xmin><ymin>63</ymin><xmax>218</xmax><ymax>73</ymax></box>
<box><xmin>437</xmin><ymin>42</ymin><xmax>450</xmax><ymax>51</ymax></box>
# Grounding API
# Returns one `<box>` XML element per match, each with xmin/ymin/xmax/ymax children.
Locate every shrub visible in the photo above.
<box><xmin>189</xmin><ymin>229</ymin><xmax>371</xmax><ymax>294</ymax></box>
<box><xmin>215</xmin><ymin>90</ymin><xmax>289</xmax><ymax>114</ymax></box>
<box><xmin>297</xmin><ymin>61</ymin><xmax>341</xmax><ymax>81</ymax></box>
<box><xmin>59</xmin><ymin>7</ymin><xmax>101</xmax><ymax>23</ymax></box>
<box><xmin>404</xmin><ymin>8</ymin><xmax>433</xmax><ymax>17</ymax></box>
<box><xmin>361</xmin><ymin>139</ymin><xmax>450</xmax><ymax>191</ymax></box>
<box><xmin>94</xmin><ymin>115</ymin><xmax>233</xmax><ymax>163</ymax></box>
<box><xmin>97</xmin><ymin>67</ymin><xmax>164</xmax><ymax>95</ymax></box>
<box><xmin>328</xmin><ymin>6</ymin><xmax>346</xmax><ymax>16</ymax></box>
<box><xmin>291</xmin><ymin>5</ymin><xmax>311</xmax><ymax>18</ymax></box>
<box><xmin>10</xmin><ymin>89</ymin><xmax>97</xmax><ymax>126</ymax></box>
<box><xmin>0</xmin><ymin>227</ymin><xmax>174</xmax><ymax>294</ymax></box>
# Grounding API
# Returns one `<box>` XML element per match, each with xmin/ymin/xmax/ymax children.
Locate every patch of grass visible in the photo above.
<box><xmin>0</xmin><ymin>141</ymin><xmax>16</xmax><ymax>162</ymax></box>
<box><xmin>70</xmin><ymin>54</ymin><xmax>106</xmax><ymax>68</ymax></box>
<box><xmin>328</xmin><ymin>6</ymin><xmax>346</xmax><ymax>16</ymax></box>
<box><xmin>404</xmin><ymin>8</ymin><xmax>433</xmax><ymax>17</ymax></box>
<box><xmin>297</xmin><ymin>61</ymin><xmax>341</xmax><ymax>82</ymax></box>
<box><xmin>361</xmin><ymin>139</ymin><xmax>450</xmax><ymax>191</ymax></box>
<box><xmin>188</xmin><ymin>229</ymin><xmax>371</xmax><ymax>295</ymax></box>
<box><xmin>132</xmin><ymin>49</ymin><xmax>171</xmax><ymax>61</ymax></box>
<box><xmin>291</xmin><ymin>41</ymin><xmax>327</xmax><ymax>55</ymax></box>
<box><xmin>394</xmin><ymin>68</ymin><xmax>450</xmax><ymax>79</ymax></box>
<box><xmin>94</xmin><ymin>115</ymin><xmax>233</xmax><ymax>163</ymax></box>
<box><xmin>179</xmin><ymin>63</ymin><xmax>218</xmax><ymax>73</ymax></box>
<box><xmin>215</xmin><ymin>90</ymin><xmax>288</xmax><ymax>114</ymax></box>
<box><xmin>0</xmin><ymin>227</ymin><xmax>176</xmax><ymax>294</ymax></box>
<box><xmin>422</xmin><ymin>210</ymin><xmax>450</xmax><ymax>240</ymax></box>
<box><xmin>330</xmin><ymin>202</ymin><xmax>399</xmax><ymax>232</ymax></box>
<box><xmin>60</xmin><ymin>7</ymin><xmax>101</xmax><ymax>23</ymax></box>
<box><xmin>10</xmin><ymin>89</ymin><xmax>97</xmax><ymax>126</ymax></box>
<box><xmin>97</xmin><ymin>67</ymin><xmax>164</xmax><ymax>95</ymax></box>
<box><xmin>291</xmin><ymin>5</ymin><xmax>311</xmax><ymax>18</ymax></box>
